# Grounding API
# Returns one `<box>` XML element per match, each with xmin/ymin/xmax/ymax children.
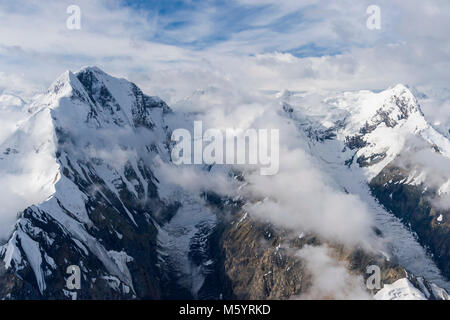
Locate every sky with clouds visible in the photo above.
<box><xmin>0</xmin><ymin>0</ymin><xmax>449</xmax><ymax>128</ymax></box>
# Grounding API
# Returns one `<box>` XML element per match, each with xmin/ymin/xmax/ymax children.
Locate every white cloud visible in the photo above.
<box><xmin>242</xmin><ymin>146</ymin><xmax>377</xmax><ymax>248</ymax></box>
<box><xmin>165</xmin><ymin>83</ymin><xmax>378</xmax><ymax>247</ymax></box>
<box><xmin>155</xmin><ymin>157</ymin><xmax>239</xmax><ymax>197</ymax></box>
<box><xmin>294</xmin><ymin>245</ymin><xmax>372</xmax><ymax>300</ymax></box>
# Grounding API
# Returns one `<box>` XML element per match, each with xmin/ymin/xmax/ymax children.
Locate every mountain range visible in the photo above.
<box><xmin>0</xmin><ymin>67</ymin><xmax>448</xmax><ymax>300</ymax></box>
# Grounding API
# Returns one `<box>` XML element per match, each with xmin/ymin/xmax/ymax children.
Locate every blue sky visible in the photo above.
<box><xmin>117</xmin><ymin>0</ymin><xmax>364</xmax><ymax>56</ymax></box>
<box><xmin>121</xmin><ymin>0</ymin><xmax>285</xmax><ymax>49</ymax></box>
<box><xmin>0</xmin><ymin>0</ymin><xmax>392</xmax><ymax>71</ymax></box>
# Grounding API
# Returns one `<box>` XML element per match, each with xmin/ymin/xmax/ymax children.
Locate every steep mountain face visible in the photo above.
<box><xmin>370</xmin><ymin>164</ymin><xmax>449</xmax><ymax>278</ymax></box>
<box><xmin>0</xmin><ymin>68</ymin><xmax>448</xmax><ymax>300</ymax></box>
<box><xmin>0</xmin><ymin>67</ymin><xmax>183</xmax><ymax>299</ymax></box>
<box><xmin>279</xmin><ymin>85</ymin><xmax>450</xmax><ymax>287</ymax></box>
<box><xmin>210</xmin><ymin>209</ymin><xmax>447</xmax><ymax>300</ymax></box>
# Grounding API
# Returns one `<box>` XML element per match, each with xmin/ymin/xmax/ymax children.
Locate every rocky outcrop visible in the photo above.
<box><xmin>201</xmin><ymin>194</ymin><xmax>443</xmax><ymax>300</ymax></box>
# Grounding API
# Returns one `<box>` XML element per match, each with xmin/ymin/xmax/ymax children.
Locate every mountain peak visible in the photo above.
<box><xmin>387</xmin><ymin>83</ymin><xmax>419</xmax><ymax>103</ymax></box>
<box><xmin>276</xmin><ymin>89</ymin><xmax>292</xmax><ymax>100</ymax></box>
<box><xmin>38</xmin><ymin>67</ymin><xmax>171</xmax><ymax>131</ymax></box>
<box><xmin>0</xmin><ymin>67</ymin><xmax>176</xmax><ymax>298</ymax></box>
<box><xmin>390</xmin><ymin>83</ymin><xmax>410</xmax><ymax>93</ymax></box>
<box><xmin>379</xmin><ymin>83</ymin><xmax>423</xmax><ymax>122</ymax></box>
<box><xmin>76</xmin><ymin>65</ymin><xmax>107</xmax><ymax>75</ymax></box>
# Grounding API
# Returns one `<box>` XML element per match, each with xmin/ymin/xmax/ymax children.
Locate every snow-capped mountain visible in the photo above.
<box><xmin>281</xmin><ymin>84</ymin><xmax>450</xmax><ymax>179</ymax></box>
<box><xmin>0</xmin><ymin>67</ymin><xmax>448</xmax><ymax>300</ymax></box>
<box><xmin>0</xmin><ymin>67</ymin><xmax>181</xmax><ymax>299</ymax></box>
<box><xmin>280</xmin><ymin>84</ymin><xmax>450</xmax><ymax>289</ymax></box>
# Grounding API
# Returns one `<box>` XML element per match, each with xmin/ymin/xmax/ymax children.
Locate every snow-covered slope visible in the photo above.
<box><xmin>0</xmin><ymin>94</ymin><xmax>60</xmax><ymax>237</ymax></box>
<box><xmin>374</xmin><ymin>278</ymin><xmax>427</xmax><ymax>300</ymax></box>
<box><xmin>374</xmin><ymin>277</ymin><xmax>448</xmax><ymax>300</ymax></box>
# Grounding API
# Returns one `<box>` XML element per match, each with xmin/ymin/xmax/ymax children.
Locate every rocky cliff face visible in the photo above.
<box><xmin>370</xmin><ymin>164</ymin><xmax>450</xmax><ymax>279</ymax></box>
<box><xmin>204</xmin><ymin>199</ymin><xmax>446</xmax><ymax>300</ymax></box>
